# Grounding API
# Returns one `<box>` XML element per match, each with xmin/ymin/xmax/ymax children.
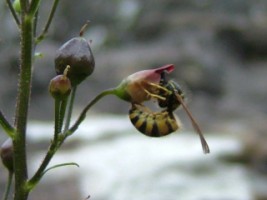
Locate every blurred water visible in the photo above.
<box><xmin>27</xmin><ymin>115</ymin><xmax>253</xmax><ymax>200</ymax></box>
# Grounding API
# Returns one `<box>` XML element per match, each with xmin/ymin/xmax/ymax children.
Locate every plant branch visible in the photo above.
<box><xmin>5</xmin><ymin>0</ymin><xmax>21</xmax><ymax>27</ymax></box>
<box><xmin>27</xmin><ymin>162</ymin><xmax>79</xmax><ymax>191</ymax></box>
<box><xmin>66</xmin><ymin>89</ymin><xmax>116</xmax><ymax>136</ymax></box>
<box><xmin>19</xmin><ymin>0</ymin><xmax>29</xmax><ymax>14</ymax></box>
<box><xmin>63</xmin><ymin>86</ymin><xmax>77</xmax><ymax>133</ymax></box>
<box><xmin>54</xmin><ymin>100</ymin><xmax>61</xmax><ymax>141</ymax></box>
<box><xmin>35</xmin><ymin>0</ymin><xmax>60</xmax><ymax>44</ymax></box>
<box><xmin>42</xmin><ymin>162</ymin><xmax>79</xmax><ymax>176</ymax></box>
<box><xmin>54</xmin><ymin>98</ymin><xmax>68</xmax><ymax>141</ymax></box>
<box><xmin>0</xmin><ymin>110</ymin><xmax>15</xmax><ymax>138</ymax></box>
<box><xmin>27</xmin><ymin>137</ymin><xmax>59</xmax><ymax>191</ymax></box>
<box><xmin>27</xmin><ymin>88</ymin><xmax>114</xmax><ymax>187</ymax></box>
<box><xmin>59</xmin><ymin>99</ymin><xmax>68</xmax><ymax>132</ymax></box>
<box><xmin>27</xmin><ymin>97</ymin><xmax>67</xmax><ymax>190</ymax></box>
<box><xmin>28</xmin><ymin>0</ymin><xmax>41</xmax><ymax>17</ymax></box>
<box><xmin>2</xmin><ymin>171</ymin><xmax>13</xmax><ymax>200</ymax></box>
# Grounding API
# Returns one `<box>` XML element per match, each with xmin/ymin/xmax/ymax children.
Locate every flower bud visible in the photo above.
<box><xmin>54</xmin><ymin>37</ymin><xmax>95</xmax><ymax>86</ymax></box>
<box><xmin>13</xmin><ymin>0</ymin><xmax>21</xmax><ymax>13</ymax></box>
<box><xmin>49</xmin><ymin>72</ymin><xmax>72</xmax><ymax>100</ymax></box>
<box><xmin>0</xmin><ymin>138</ymin><xmax>14</xmax><ymax>172</ymax></box>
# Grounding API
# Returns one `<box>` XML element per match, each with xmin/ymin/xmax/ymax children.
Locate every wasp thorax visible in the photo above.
<box><xmin>157</xmin><ymin>80</ymin><xmax>185</xmax><ymax>112</ymax></box>
<box><xmin>0</xmin><ymin>138</ymin><xmax>14</xmax><ymax>172</ymax></box>
<box><xmin>129</xmin><ymin>104</ymin><xmax>180</xmax><ymax>137</ymax></box>
<box><xmin>55</xmin><ymin>37</ymin><xmax>95</xmax><ymax>86</ymax></box>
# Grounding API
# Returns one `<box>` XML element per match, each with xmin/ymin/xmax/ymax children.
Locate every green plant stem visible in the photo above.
<box><xmin>27</xmin><ymin>136</ymin><xmax>59</xmax><ymax>191</ymax></box>
<box><xmin>2</xmin><ymin>171</ymin><xmax>13</xmax><ymax>200</ymax></box>
<box><xmin>63</xmin><ymin>86</ymin><xmax>77</xmax><ymax>133</ymax></box>
<box><xmin>27</xmin><ymin>98</ymin><xmax>67</xmax><ymax>190</ymax></box>
<box><xmin>33</xmin><ymin>11</ymin><xmax>38</xmax><ymax>38</ymax></box>
<box><xmin>28</xmin><ymin>0</ymin><xmax>41</xmax><ymax>17</ymax></box>
<box><xmin>42</xmin><ymin>162</ymin><xmax>79</xmax><ymax>176</ymax></box>
<box><xmin>54</xmin><ymin>99</ymin><xmax>61</xmax><ymax>140</ymax></box>
<box><xmin>27</xmin><ymin>139</ymin><xmax>61</xmax><ymax>191</ymax></box>
<box><xmin>19</xmin><ymin>0</ymin><xmax>29</xmax><ymax>13</ymax></box>
<box><xmin>0</xmin><ymin>110</ymin><xmax>15</xmax><ymax>138</ymax></box>
<box><xmin>5</xmin><ymin>0</ymin><xmax>21</xmax><ymax>27</ymax></box>
<box><xmin>66</xmin><ymin>89</ymin><xmax>116</xmax><ymax>136</ymax></box>
<box><xmin>35</xmin><ymin>0</ymin><xmax>60</xmax><ymax>43</ymax></box>
<box><xmin>59</xmin><ymin>99</ymin><xmax>68</xmax><ymax>132</ymax></box>
<box><xmin>28</xmin><ymin>162</ymin><xmax>78</xmax><ymax>191</ymax></box>
<box><xmin>54</xmin><ymin>98</ymin><xmax>68</xmax><ymax>141</ymax></box>
<box><xmin>13</xmin><ymin>13</ymin><xmax>33</xmax><ymax>200</ymax></box>
<box><xmin>27</xmin><ymin>89</ymin><xmax>115</xmax><ymax>190</ymax></box>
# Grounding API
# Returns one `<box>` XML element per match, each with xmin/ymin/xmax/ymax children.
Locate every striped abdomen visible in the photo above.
<box><xmin>129</xmin><ymin>104</ymin><xmax>180</xmax><ymax>137</ymax></box>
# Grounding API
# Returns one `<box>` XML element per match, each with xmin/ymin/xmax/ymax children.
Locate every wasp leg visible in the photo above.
<box><xmin>144</xmin><ymin>89</ymin><xmax>166</xmax><ymax>101</ymax></box>
<box><xmin>147</xmin><ymin>82</ymin><xmax>172</xmax><ymax>95</ymax></box>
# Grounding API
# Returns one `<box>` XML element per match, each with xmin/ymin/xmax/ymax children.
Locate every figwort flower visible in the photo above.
<box><xmin>114</xmin><ymin>64</ymin><xmax>174</xmax><ymax>104</ymax></box>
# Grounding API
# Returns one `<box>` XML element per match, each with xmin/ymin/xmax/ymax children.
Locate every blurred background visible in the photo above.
<box><xmin>1</xmin><ymin>0</ymin><xmax>267</xmax><ymax>199</ymax></box>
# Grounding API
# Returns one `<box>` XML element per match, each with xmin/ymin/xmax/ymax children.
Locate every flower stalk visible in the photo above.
<box><xmin>66</xmin><ymin>89</ymin><xmax>116</xmax><ymax>136</ymax></box>
<box><xmin>2</xmin><ymin>171</ymin><xmax>13</xmax><ymax>200</ymax></box>
<box><xmin>5</xmin><ymin>0</ymin><xmax>20</xmax><ymax>27</ymax></box>
<box><xmin>35</xmin><ymin>0</ymin><xmax>60</xmax><ymax>43</ymax></box>
<box><xmin>0</xmin><ymin>111</ymin><xmax>15</xmax><ymax>138</ymax></box>
<box><xmin>63</xmin><ymin>86</ymin><xmax>77</xmax><ymax>133</ymax></box>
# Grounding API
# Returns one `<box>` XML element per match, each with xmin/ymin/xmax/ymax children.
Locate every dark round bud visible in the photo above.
<box><xmin>49</xmin><ymin>74</ymin><xmax>72</xmax><ymax>100</ymax></box>
<box><xmin>55</xmin><ymin>37</ymin><xmax>95</xmax><ymax>86</ymax></box>
<box><xmin>0</xmin><ymin>138</ymin><xmax>14</xmax><ymax>172</ymax></box>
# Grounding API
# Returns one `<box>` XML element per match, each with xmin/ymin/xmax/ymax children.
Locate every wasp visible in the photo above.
<box><xmin>129</xmin><ymin>71</ymin><xmax>210</xmax><ymax>154</ymax></box>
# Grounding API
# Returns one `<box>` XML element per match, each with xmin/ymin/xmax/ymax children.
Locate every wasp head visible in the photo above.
<box><xmin>157</xmin><ymin>71</ymin><xmax>185</xmax><ymax>112</ymax></box>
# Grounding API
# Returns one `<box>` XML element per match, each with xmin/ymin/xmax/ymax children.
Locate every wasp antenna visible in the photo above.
<box><xmin>175</xmin><ymin>93</ymin><xmax>210</xmax><ymax>154</ymax></box>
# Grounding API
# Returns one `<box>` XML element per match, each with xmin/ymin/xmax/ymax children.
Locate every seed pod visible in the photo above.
<box><xmin>55</xmin><ymin>37</ymin><xmax>95</xmax><ymax>86</ymax></box>
<box><xmin>0</xmin><ymin>138</ymin><xmax>14</xmax><ymax>172</ymax></box>
<box><xmin>49</xmin><ymin>74</ymin><xmax>71</xmax><ymax>100</ymax></box>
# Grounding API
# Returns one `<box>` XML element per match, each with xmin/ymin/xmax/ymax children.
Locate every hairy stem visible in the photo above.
<box><xmin>13</xmin><ymin>12</ymin><xmax>33</xmax><ymax>200</ymax></box>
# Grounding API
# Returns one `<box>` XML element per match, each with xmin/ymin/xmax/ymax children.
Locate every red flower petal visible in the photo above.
<box><xmin>154</xmin><ymin>64</ymin><xmax>174</xmax><ymax>74</ymax></box>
